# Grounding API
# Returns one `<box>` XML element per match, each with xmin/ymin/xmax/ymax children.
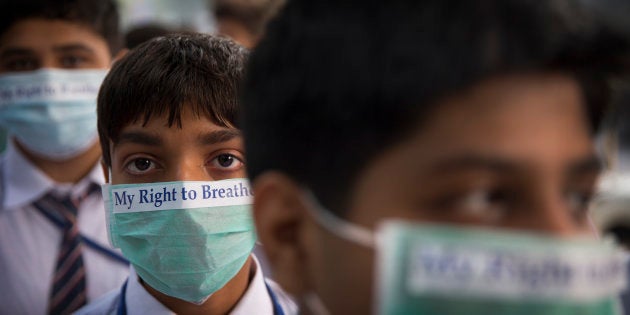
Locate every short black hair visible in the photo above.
<box><xmin>0</xmin><ymin>0</ymin><xmax>122</xmax><ymax>55</ymax></box>
<box><xmin>242</xmin><ymin>0</ymin><xmax>630</xmax><ymax>215</ymax></box>
<box><xmin>98</xmin><ymin>33</ymin><xmax>248</xmax><ymax>166</ymax></box>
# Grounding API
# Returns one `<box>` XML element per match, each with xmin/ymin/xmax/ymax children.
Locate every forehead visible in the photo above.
<box><xmin>116</xmin><ymin>106</ymin><xmax>237</xmax><ymax>139</ymax></box>
<box><xmin>347</xmin><ymin>73</ymin><xmax>594</xmax><ymax>219</ymax></box>
<box><xmin>416</xmin><ymin>73</ymin><xmax>588</xmax><ymax>159</ymax></box>
<box><xmin>0</xmin><ymin>18</ymin><xmax>111</xmax><ymax>58</ymax></box>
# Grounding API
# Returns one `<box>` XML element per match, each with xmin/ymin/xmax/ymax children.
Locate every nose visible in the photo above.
<box><xmin>40</xmin><ymin>54</ymin><xmax>60</xmax><ymax>69</ymax></box>
<box><xmin>170</xmin><ymin>157</ymin><xmax>212</xmax><ymax>182</ymax></box>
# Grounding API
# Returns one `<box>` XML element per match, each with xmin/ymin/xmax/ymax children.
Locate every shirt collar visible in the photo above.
<box><xmin>2</xmin><ymin>140</ymin><xmax>105</xmax><ymax>209</ymax></box>
<box><xmin>231</xmin><ymin>255</ymin><xmax>274</xmax><ymax>315</ymax></box>
<box><xmin>126</xmin><ymin>267</ymin><xmax>175</xmax><ymax>315</ymax></box>
<box><xmin>126</xmin><ymin>255</ymin><xmax>274</xmax><ymax>315</ymax></box>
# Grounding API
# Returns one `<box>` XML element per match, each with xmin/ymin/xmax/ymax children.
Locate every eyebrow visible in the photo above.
<box><xmin>428</xmin><ymin>153</ymin><xmax>602</xmax><ymax>177</ymax></box>
<box><xmin>567</xmin><ymin>155</ymin><xmax>602</xmax><ymax>176</ymax></box>
<box><xmin>199</xmin><ymin>129</ymin><xmax>241</xmax><ymax>146</ymax></box>
<box><xmin>0</xmin><ymin>43</ymin><xmax>96</xmax><ymax>62</ymax></box>
<box><xmin>52</xmin><ymin>43</ymin><xmax>96</xmax><ymax>54</ymax></box>
<box><xmin>116</xmin><ymin>131</ymin><xmax>162</xmax><ymax>146</ymax></box>
<box><xmin>429</xmin><ymin>155</ymin><xmax>517</xmax><ymax>174</ymax></box>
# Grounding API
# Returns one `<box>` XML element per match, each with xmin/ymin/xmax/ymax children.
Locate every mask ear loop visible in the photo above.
<box><xmin>302</xmin><ymin>190</ymin><xmax>375</xmax><ymax>248</ymax></box>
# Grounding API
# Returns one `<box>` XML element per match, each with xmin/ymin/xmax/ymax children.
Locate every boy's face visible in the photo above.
<box><xmin>253</xmin><ymin>73</ymin><xmax>600</xmax><ymax>314</ymax></box>
<box><xmin>216</xmin><ymin>18</ymin><xmax>256</xmax><ymax>49</ymax></box>
<box><xmin>108</xmin><ymin>106</ymin><xmax>245</xmax><ymax>185</ymax></box>
<box><xmin>0</xmin><ymin>18</ymin><xmax>112</xmax><ymax>73</ymax></box>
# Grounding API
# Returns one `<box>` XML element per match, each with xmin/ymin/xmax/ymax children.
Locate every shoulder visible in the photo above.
<box><xmin>265</xmin><ymin>278</ymin><xmax>299</xmax><ymax>315</ymax></box>
<box><xmin>620</xmin><ymin>256</ymin><xmax>630</xmax><ymax>314</ymax></box>
<box><xmin>75</xmin><ymin>288</ymin><xmax>121</xmax><ymax>315</ymax></box>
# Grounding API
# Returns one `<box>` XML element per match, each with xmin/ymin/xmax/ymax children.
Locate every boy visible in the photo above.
<box><xmin>77</xmin><ymin>33</ymin><xmax>296</xmax><ymax>315</ymax></box>
<box><xmin>212</xmin><ymin>0</ymin><xmax>285</xmax><ymax>48</ymax></box>
<box><xmin>0</xmin><ymin>0</ymin><xmax>129</xmax><ymax>313</ymax></box>
<box><xmin>242</xmin><ymin>1</ymin><xmax>630</xmax><ymax>314</ymax></box>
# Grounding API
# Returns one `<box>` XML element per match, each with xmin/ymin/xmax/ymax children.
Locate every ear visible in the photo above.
<box><xmin>252</xmin><ymin>171</ymin><xmax>311</xmax><ymax>295</ymax></box>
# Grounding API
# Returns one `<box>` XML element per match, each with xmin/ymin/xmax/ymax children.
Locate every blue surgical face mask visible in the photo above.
<box><xmin>102</xmin><ymin>179</ymin><xmax>257</xmax><ymax>304</ymax></box>
<box><xmin>0</xmin><ymin>69</ymin><xmax>107</xmax><ymax>160</ymax></box>
<box><xmin>303</xmin><ymin>191</ymin><xmax>628</xmax><ymax>315</ymax></box>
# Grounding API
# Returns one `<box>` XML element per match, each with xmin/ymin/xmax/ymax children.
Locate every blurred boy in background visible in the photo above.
<box><xmin>0</xmin><ymin>0</ymin><xmax>129</xmax><ymax>313</ymax></box>
<box><xmin>212</xmin><ymin>0</ymin><xmax>285</xmax><ymax>48</ymax></box>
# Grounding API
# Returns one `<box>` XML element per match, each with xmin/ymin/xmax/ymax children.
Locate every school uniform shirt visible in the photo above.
<box><xmin>620</xmin><ymin>254</ymin><xmax>630</xmax><ymax>314</ymax></box>
<box><xmin>76</xmin><ymin>255</ymin><xmax>299</xmax><ymax>315</ymax></box>
<box><xmin>0</xmin><ymin>142</ymin><xmax>129</xmax><ymax>314</ymax></box>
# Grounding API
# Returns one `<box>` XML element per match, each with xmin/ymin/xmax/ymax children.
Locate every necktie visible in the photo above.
<box><xmin>32</xmin><ymin>184</ymin><xmax>101</xmax><ymax>315</ymax></box>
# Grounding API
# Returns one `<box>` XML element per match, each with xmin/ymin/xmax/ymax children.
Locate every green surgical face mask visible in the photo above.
<box><xmin>303</xmin><ymin>192</ymin><xmax>627</xmax><ymax>315</ymax></box>
<box><xmin>102</xmin><ymin>179</ymin><xmax>257</xmax><ymax>304</ymax></box>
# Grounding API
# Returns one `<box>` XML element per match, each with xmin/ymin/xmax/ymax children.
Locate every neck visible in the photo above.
<box><xmin>15</xmin><ymin>139</ymin><xmax>101</xmax><ymax>184</ymax></box>
<box><xmin>143</xmin><ymin>256</ymin><xmax>254</xmax><ymax>315</ymax></box>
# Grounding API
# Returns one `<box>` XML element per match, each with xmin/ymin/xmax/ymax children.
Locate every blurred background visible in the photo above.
<box><xmin>0</xmin><ymin>0</ymin><xmax>284</xmax><ymax>152</ymax></box>
<box><xmin>2</xmin><ymin>0</ymin><xmax>630</xmax><ymax>251</ymax></box>
<box><xmin>117</xmin><ymin>0</ymin><xmax>214</xmax><ymax>32</ymax></box>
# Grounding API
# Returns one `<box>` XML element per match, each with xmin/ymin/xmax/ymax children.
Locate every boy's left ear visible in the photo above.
<box><xmin>252</xmin><ymin>172</ymin><xmax>312</xmax><ymax>296</ymax></box>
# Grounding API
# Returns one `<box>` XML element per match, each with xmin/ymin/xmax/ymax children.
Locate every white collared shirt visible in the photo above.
<box><xmin>0</xmin><ymin>142</ymin><xmax>129</xmax><ymax>314</ymax></box>
<box><xmin>76</xmin><ymin>255</ymin><xmax>298</xmax><ymax>315</ymax></box>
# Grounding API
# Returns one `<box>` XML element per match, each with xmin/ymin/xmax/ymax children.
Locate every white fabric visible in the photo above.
<box><xmin>76</xmin><ymin>255</ymin><xmax>298</xmax><ymax>315</ymax></box>
<box><xmin>0</xmin><ymin>141</ymin><xmax>129</xmax><ymax>314</ymax></box>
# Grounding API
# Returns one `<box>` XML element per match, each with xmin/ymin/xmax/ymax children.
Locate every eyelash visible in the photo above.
<box><xmin>124</xmin><ymin>156</ymin><xmax>160</xmax><ymax>175</ymax></box>
<box><xmin>4</xmin><ymin>58</ymin><xmax>39</xmax><ymax>72</ymax></box>
<box><xmin>209</xmin><ymin>153</ymin><xmax>245</xmax><ymax>172</ymax></box>
<box><xmin>122</xmin><ymin>153</ymin><xmax>245</xmax><ymax>176</ymax></box>
<box><xmin>60</xmin><ymin>55</ymin><xmax>88</xmax><ymax>68</ymax></box>
<box><xmin>451</xmin><ymin>187</ymin><xmax>510</xmax><ymax>222</ymax></box>
<box><xmin>438</xmin><ymin>186</ymin><xmax>594</xmax><ymax>224</ymax></box>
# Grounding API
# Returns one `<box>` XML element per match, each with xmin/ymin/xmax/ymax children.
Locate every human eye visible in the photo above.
<box><xmin>2</xmin><ymin>57</ymin><xmax>39</xmax><ymax>72</ymax></box>
<box><xmin>450</xmin><ymin>187</ymin><xmax>509</xmax><ymax>223</ymax></box>
<box><xmin>124</xmin><ymin>157</ymin><xmax>159</xmax><ymax>175</ymax></box>
<box><xmin>210</xmin><ymin>153</ymin><xmax>245</xmax><ymax>172</ymax></box>
<box><xmin>59</xmin><ymin>54</ymin><xmax>88</xmax><ymax>68</ymax></box>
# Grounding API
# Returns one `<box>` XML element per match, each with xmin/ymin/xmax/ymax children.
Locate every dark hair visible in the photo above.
<box><xmin>0</xmin><ymin>0</ymin><xmax>122</xmax><ymax>55</ymax></box>
<box><xmin>98</xmin><ymin>33</ymin><xmax>248</xmax><ymax>166</ymax></box>
<box><xmin>242</xmin><ymin>0</ymin><xmax>630</xmax><ymax>215</ymax></box>
<box><xmin>213</xmin><ymin>0</ymin><xmax>285</xmax><ymax>38</ymax></box>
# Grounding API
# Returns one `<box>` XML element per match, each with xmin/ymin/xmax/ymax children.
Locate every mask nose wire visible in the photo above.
<box><xmin>302</xmin><ymin>190</ymin><xmax>376</xmax><ymax>248</ymax></box>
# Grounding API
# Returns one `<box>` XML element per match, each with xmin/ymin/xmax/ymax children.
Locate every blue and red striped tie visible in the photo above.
<box><xmin>33</xmin><ymin>184</ymin><xmax>100</xmax><ymax>314</ymax></box>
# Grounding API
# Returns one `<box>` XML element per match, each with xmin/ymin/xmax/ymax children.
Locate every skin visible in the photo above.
<box><xmin>252</xmin><ymin>73</ymin><xmax>600</xmax><ymax>315</ymax></box>
<box><xmin>0</xmin><ymin>18</ymin><xmax>116</xmax><ymax>183</ymax></box>
<box><xmin>107</xmin><ymin>106</ymin><xmax>253</xmax><ymax>315</ymax></box>
<box><xmin>216</xmin><ymin>17</ymin><xmax>258</xmax><ymax>49</ymax></box>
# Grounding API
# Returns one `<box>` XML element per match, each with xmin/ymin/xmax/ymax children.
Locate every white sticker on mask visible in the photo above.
<box><xmin>406</xmin><ymin>243</ymin><xmax>626</xmax><ymax>301</ymax></box>
<box><xmin>0</xmin><ymin>69</ymin><xmax>107</xmax><ymax>105</ymax></box>
<box><xmin>104</xmin><ymin>179</ymin><xmax>253</xmax><ymax>213</ymax></box>
<box><xmin>375</xmin><ymin>220</ymin><xmax>627</xmax><ymax>306</ymax></box>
